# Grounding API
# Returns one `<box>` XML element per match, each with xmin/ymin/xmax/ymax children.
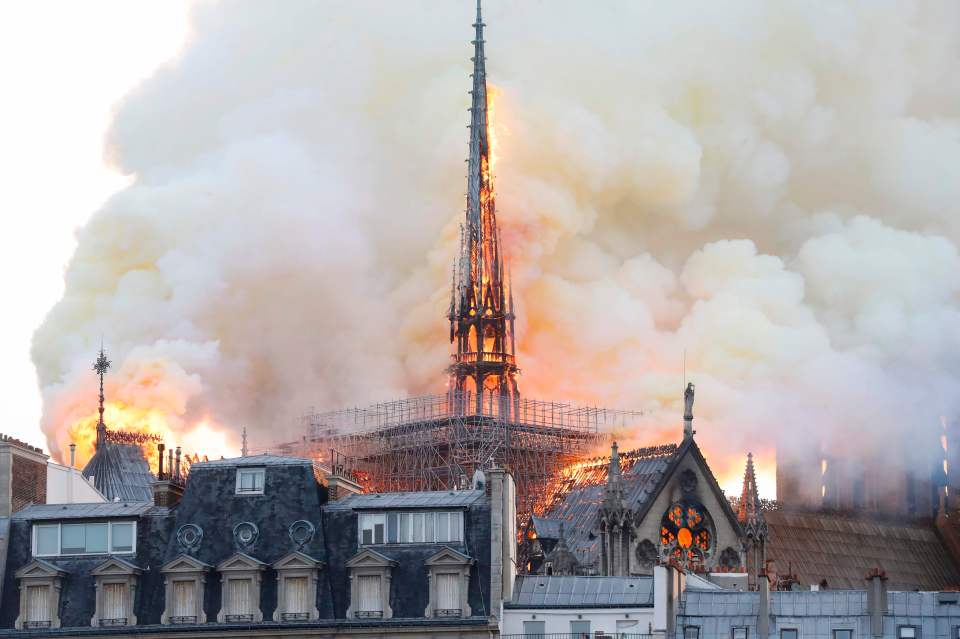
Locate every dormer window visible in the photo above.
<box><xmin>33</xmin><ymin>521</ymin><xmax>136</xmax><ymax>557</ymax></box>
<box><xmin>14</xmin><ymin>559</ymin><xmax>66</xmax><ymax>630</ymax></box>
<box><xmin>359</xmin><ymin>511</ymin><xmax>464</xmax><ymax>545</ymax></box>
<box><xmin>236</xmin><ymin>468</ymin><xmax>265</xmax><ymax>495</ymax></box>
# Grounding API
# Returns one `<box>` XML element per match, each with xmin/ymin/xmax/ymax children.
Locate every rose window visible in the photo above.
<box><xmin>660</xmin><ymin>501</ymin><xmax>712</xmax><ymax>567</ymax></box>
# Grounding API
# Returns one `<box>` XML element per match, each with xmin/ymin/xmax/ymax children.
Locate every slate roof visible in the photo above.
<box><xmin>12</xmin><ymin>501</ymin><xmax>154</xmax><ymax>521</ymax></box>
<box><xmin>326</xmin><ymin>489</ymin><xmax>486</xmax><ymax>510</ymax></box>
<box><xmin>191</xmin><ymin>454</ymin><xmax>314</xmax><ymax>468</ymax></box>
<box><xmin>82</xmin><ymin>441</ymin><xmax>154</xmax><ymax>502</ymax></box>
<box><xmin>676</xmin><ymin>589</ymin><xmax>960</xmax><ymax>639</ymax></box>
<box><xmin>765</xmin><ymin>510</ymin><xmax>960</xmax><ymax>590</ymax></box>
<box><xmin>506</xmin><ymin>575</ymin><xmax>653</xmax><ymax>608</ymax></box>
<box><xmin>531</xmin><ymin>445</ymin><xmax>679</xmax><ymax>569</ymax></box>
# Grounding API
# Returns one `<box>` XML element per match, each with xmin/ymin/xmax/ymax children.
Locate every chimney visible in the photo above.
<box><xmin>324</xmin><ymin>449</ymin><xmax>362</xmax><ymax>502</ymax></box>
<box><xmin>0</xmin><ymin>434</ymin><xmax>49</xmax><ymax>517</ymax></box>
<box><xmin>174</xmin><ymin>446</ymin><xmax>182</xmax><ymax>481</ymax></box>
<box><xmin>757</xmin><ymin>570</ymin><xmax>771</xmax><ymax>639</ymax></box>
<box><xmin>488</xmin><ymin>466</ymin><xmax>517</xmax><ymax>615</ymax></box>
<box><xmin>653</xmin><ymin>564</ymin><xmax>681</xmax><ymax>639</ymax></box>
<box><xmin>69</xmin><ymin>443</ymin><xmax>76</xmax><ymax>468</ymax></box>
<box><xmin>157</xmin><ymin>443</ymin><xmax>165</xmax><ymax>479</ymax></box>
<box><xmin>866</xmin><ymin>568</ymin><xmax>888</xmax><ymax>638</ymax></box>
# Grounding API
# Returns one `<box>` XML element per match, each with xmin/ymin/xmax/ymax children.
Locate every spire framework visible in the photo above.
<box><xmin>448</xmin><ymin>0</ymin><xmax>519</xmax><ymax>415</ymax></box>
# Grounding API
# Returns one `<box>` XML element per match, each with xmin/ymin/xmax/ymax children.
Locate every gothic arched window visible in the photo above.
<box><xmin>659</xmin><ymin>501</ymin><xmax>713</xmax><ymax>568</ymax></box>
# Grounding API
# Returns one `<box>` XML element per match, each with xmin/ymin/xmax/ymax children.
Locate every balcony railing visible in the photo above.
<box><xmin>169</xmin><ymin>616</ymin><xmax>197</xmax><ymax>625</ymax></box>
<box><xmin>225</xmin><ymin>614</ymin><xmax>254</xmax><ymax>622</ymax></box>
<box><xmin>281</xmin><ymin>612</ymin><xmax>310</xmax><ymax>621</ymax></box>
<box><xmin>452</xmin><ymin>351</ymin><xmax>516</xmax><ymax>365</ymax></box>
<box><xmin>23</xmin><ymin>621</ymin><xmax>51</xmax><ymax>629</ymax></box>
<box><xmin>434</xmin><ymin>608</ymin><xmax>462</xmax><ymax>617</ymax></box>
<box><xmin>355</xmin><ymin>610</ymin><xmax>384</xmax><ymax>619</ymax></box>
<box><xmin>99</xmin><ymin>618</ymin><xmax>127</xmax><ymax>626</ymax></box>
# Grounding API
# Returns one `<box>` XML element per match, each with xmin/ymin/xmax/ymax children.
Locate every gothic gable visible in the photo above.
<box><xmin>631</xmin><ymin>440</ymin><xmax>744</xmax><ymax>573</ymax></box>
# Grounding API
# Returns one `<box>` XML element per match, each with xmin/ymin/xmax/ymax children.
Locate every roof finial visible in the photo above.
<box><xmin>683</xmin><ymin>382</ymin><xmax>695</xmax><ymax>441</ymax></box>
<box><xmin>92</xmin><ymin>345</ymin><xmax>111</xmax><ymax>449</ymax></box>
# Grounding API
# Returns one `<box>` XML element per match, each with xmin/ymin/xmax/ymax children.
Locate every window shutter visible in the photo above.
<box><xmin>172</xmin><ymin>581</ymin><xmax>194</xmax><ymax>618</ymax></box>
<box><xmin>27</xmin><ymin>585</ymin><xmax>49</xmax><ymax>623</ymax></box>
<box><xmin>358</xmin><ymin>575</ymin><xmax>381</xmax><ymax>612</ymax></box>
<box><xmin>437</xmin><ymin>573</ymin><xmax>459</xmax><ymax>611</ymax></box>
<box><xmin>228</xmin><ymin>579</ymin><xmax>251</xmax><ymax>615</ymax></box>
<box><xmin>285</xmin><ymin>576</ymin><xmax>308</xmax><ymax>614</ymax></box>
<box><xmin>103</xmin><ymin>583</ymin><xmax>126</xmax><ymax>621</ymax></box>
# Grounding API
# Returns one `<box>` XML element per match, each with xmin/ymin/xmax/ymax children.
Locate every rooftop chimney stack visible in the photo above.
<box><xmin>69</xmin><ymin>443</ymin><xmax>76</xmax><ymax>469</ymax></box>
<box><xmin>866</xmin><ymin>568</ymin><xmax>888</xmax><ymax>638</ymax></box>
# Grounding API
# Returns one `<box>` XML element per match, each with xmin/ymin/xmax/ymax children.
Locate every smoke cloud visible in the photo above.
<box><xmin>33</xmin><ymin>1</ymin><xmax>960</xmax><ymax>495</ymax></box>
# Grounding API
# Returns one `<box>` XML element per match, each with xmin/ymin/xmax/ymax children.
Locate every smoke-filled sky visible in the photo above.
<box><xmin>29</xmin><ymin>0</ymin><xmax>960</xmax><ymax>497</ymax></box>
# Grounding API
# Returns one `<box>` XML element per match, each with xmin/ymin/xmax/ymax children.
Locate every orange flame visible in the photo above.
<box><xmin>67</xmin><ymin>401</ymin><xmax>175</xmax><ymax>472</ymax></box>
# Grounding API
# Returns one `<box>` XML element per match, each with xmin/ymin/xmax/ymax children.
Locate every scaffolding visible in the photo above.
<box><xmin>275</xmin><ymin>390</ymin><xmax>644</xmax><ymax>525</ymax></box>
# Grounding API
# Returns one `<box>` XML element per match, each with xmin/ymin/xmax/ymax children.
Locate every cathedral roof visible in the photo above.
<box><xmin>765</xmin><ymin>510</ymin><xmax>960</xmax><ymax>590</ymax></box>
<box><xmin>82</xmin><ymin>441</ymin><xmax>154</xmax><ymax>502</ymax></box>
<box><xmin>532</xmin><ymin>444</ymin><xmax>679</xmax><ymax>570</ymax></box>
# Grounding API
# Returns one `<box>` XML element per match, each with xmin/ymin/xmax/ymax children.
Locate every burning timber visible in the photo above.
<box><xmin>276</xmin><ymin>390</ymin><xmax>643</xmax><ymax>523</ymax></box>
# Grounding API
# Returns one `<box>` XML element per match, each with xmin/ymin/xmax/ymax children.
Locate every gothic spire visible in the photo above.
<box><xmin>467</xmin><ymin>0</ymin><xmax>489</xmax><ymax>228</ymax></box>
<box><xmin>92</xmin><ymin>346</ymin><xmax>111</xmax><ymax>449</ymax></box>
<box><xmin>448</xmin><ymin>0</ymin><xmax>519</xmax><ymax>410</ymax></box>
<box><xmin>738</xmin><ymin>452</ymin><xmax>761</xmax><ymax>524</ymax></box>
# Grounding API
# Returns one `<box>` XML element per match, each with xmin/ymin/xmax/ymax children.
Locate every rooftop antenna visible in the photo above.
<box><xmin>92</xmin><ymin>343</ymin><xmax>111</xmax><ymax>450</ymax></box>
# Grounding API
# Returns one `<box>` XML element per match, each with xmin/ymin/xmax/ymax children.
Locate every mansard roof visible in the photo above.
<box><xmin>192</xmin><ymin>454</ymin><xmax>314</xmax><ymax>468</ymax></box>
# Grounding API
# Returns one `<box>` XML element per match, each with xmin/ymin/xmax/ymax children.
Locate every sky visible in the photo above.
<box><xmin>5</xmin><ymin>1</ymin><xmax>960</xmax><ymax>501</ymax></box>
<box><xmin>0</xmin><ymin>1</ymin><xmax>190</xmax><ymax>446</ymax></box>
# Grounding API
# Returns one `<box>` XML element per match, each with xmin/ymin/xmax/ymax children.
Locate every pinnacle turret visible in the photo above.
<box><xmin>738</xmin><ymin>452</ymin><xmax>762</xmax><ymax>525</ymax></box>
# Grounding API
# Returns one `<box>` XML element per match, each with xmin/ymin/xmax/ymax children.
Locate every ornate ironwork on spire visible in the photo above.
<box><xmin>92</xmin><ymin>347</ymin><xmax>111</xmax><ymax>449</ymax></box>
<box><xmin>448</xmin><ymin>0</ymin><xmax>519</xmax><ymax>414</ymax></box>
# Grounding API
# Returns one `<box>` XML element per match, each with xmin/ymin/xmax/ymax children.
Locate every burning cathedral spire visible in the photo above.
<box><xmin>448</xmin><ymin>0</ymin><xmax>519</xmax><ymax>413</ymax></box>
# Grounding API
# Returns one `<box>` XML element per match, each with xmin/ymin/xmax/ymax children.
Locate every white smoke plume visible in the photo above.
<box><xmin>33</xmin><ymin>0</ymin><xmax>960</xmax><ymax>495</ymax></box>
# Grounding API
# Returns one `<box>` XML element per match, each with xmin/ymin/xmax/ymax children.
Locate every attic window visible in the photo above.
<box><xmin>236</xmin><ymin>468</ymin><xmax>265</xmax><ymax>495</ymax></box>
<box><xmin>32</xmin><ymin>522</ymin><xmax>136</xmax><ymax>557</ymax></box>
